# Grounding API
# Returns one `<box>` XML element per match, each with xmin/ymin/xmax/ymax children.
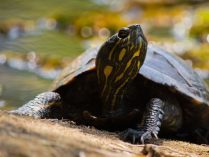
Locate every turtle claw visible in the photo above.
<box><xmin>152</xmin><ymin>132</ymin><xmax>158</xmax><ymax>139</ymax></box>
<box><xmin>120</xmin><ymin>128</ymin><xmax>143</xmax><ymax>144</ymax></box>
<box><xmin>140</xmin><ymin>131</ymin><xmax>153</xmax><ymax>144</ymax></box>
<box><xmin>122</xmin><ymin>98</ymin><xmax>163</xmax><ymax>144</ymax></box>
<box><xmin>120</xmin><ymin>128</ymin><xmax>158</xmax><ymax>144</ymax></box>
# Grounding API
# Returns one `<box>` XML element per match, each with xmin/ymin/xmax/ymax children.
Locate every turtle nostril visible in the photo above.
<box><xmin>118</xmin><ymin>27</ymin><xmax>130</xmax><ymax>39</ymax></box>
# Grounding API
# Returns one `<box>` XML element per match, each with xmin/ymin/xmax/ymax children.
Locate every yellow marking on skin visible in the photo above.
<box><xmin>112</xmin><ymin>48</ymin><xmax>142</xmax><ymax>108</ymax></box>
<box><xmin>111</xmin><ymin>76</ymin><xmax>130</xmax><ymax>110</ymax></box>
<box><xmin>127</xmin><ymin>34</ymin><xmax>130</xmax><ymax>41</ymax></box>
<box><xmin>115</xmin><ymin>48</ymin><xmax>140</xmax><ymax>83</ymax></box>
<box><xmin>104</xmin><ymin>65</ymin><xmax>113</xmax><ymax>78</ymax></box>
<box><xmin>101</xmin><ymin>65</ymin><xmax>113</xmax><ymax>97</ymax></box>
<box><xmin>114</xmin><ymin>59</ymin><xmax>131</xmax><ymax>84</ymax></box>
<box><xmin>114</xmin><ymin>56</ymin><xmax>133</xmax><ymax>83</ymax></box>
<box><xmin>131</xmin><ymin>43</ymin><xmax>134</xmax><ymax>50</ymax></box>
<box><xmin>137</xmin><ymin>61</ymin><xmax>141</xmax><ymax>69</ymax></box>
<box><xmin>105</xmin><ymin>36</ymin><xmax>144</xmax><ymax>109</ymax></box>
<box><xmin>124</xmin><ymin>50</ymin><xmax>139</xmax><ymax>71</ymax></box>
<box><xmin>118</xmin><ymin>48</ymin><xmax>126</xmax><ymax>61</ymax></box>
<box><xmin>115</xmin><ymin>72</ymin><xmax>125</xmax><ymax>83</ymax></box>
<box><xmin>108</xmin><ymin>40</ymin><xmax>120</xmax><ymax>60</ymax></box>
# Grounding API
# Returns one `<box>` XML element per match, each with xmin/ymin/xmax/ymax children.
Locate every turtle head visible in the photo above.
<box><xmin>96</xmin><ymin>24</ymin><xmax>148</xmax><ymax>114</ymax></box>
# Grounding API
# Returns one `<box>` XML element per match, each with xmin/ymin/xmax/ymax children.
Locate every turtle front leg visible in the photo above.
<box><xmin>121</xmin><ymin>98</ymin><xmax>164</xmax><ymax>144</ymax></box>
<box><xmin>10</xmin><ymin>92</ymin><xmax>61</xmax><ymax>118</ymax></box>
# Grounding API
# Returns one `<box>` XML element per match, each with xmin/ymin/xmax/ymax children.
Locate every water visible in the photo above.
<box><xmin>0</xmin><ymin>65</ymin><xmax>51</xmax><ymax>110</ymax></box>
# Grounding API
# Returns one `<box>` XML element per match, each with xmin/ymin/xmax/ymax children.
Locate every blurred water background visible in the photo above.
<box><xmin>0</xmin><ymin>0</ymin><xmax>209</xmax><ymax>110</ymax></box>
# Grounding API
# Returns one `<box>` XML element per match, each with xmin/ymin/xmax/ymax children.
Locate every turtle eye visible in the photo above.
<box><xmin>118</xmin><ymin>27</ymin><xmax>130</xmax><ymax>39</ymax></box>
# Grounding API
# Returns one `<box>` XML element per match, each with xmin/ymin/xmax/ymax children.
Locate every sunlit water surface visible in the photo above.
<box><xmin>0</xmin><ymin>65</ymin><xmax>51</xmax><ymax>110</ymax></box>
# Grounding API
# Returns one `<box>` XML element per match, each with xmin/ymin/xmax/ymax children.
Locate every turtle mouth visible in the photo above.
<box><xmin>128</xmin><ymin>24</ymin><xmax>146</xmax><ymax>42</ymax></box>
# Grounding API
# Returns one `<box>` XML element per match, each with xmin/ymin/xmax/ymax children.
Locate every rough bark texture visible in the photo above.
<box><xmin>0</xmin><ymin>111</ymin><xmax>208</xmax><ymax>157</ymax></box>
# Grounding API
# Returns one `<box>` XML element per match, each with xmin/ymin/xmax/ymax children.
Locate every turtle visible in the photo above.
<box><xmin>11</xmin><ymin>24</ymin><xmax>209</xmax><ymax>144</ymax></box>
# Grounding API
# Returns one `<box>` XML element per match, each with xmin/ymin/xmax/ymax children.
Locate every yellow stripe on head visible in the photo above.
<box><xmin>118</xmin><ymin>48</ymin><xmax>126</xmax><ymax>61</ymax></box>
<box><xmin>96</xmin><ymin>24</ymin><xmax>148</xmax><ymax>114</ymax></box>
<box><xmin>104</xmin><ymin>65</ymin><xmax>113</xmax><ymax>78</ymax></box>
<box><xmin>137</xmin><ymin>61</ymin><xmax>141</xmax><ymax>69</ymax></box>
<box><xmin>108</xmin><ymin>40</ymin><xmax>119</xmax><ymax>60</ymax></box>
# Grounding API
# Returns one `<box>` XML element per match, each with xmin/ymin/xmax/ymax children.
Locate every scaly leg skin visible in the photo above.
<box><xmin>9</xmin><ymin>92</ymin><xmax>61</xmax><ymax>118</ymax></box>
<box><xmin>121</xmin><ymin>98</ymin><xmax>164</xmax><ymax>144</ymax></box>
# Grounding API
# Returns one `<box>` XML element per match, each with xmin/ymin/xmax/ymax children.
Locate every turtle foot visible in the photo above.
<box><xmin>10</xmin><ymin>92</ymin><xmax>61</xmax><ymax>118</ymax></box>
<box><xmin>120</xmin><ymin>127</ymin><xmax>158</xmax><ymax>144</ymax></box>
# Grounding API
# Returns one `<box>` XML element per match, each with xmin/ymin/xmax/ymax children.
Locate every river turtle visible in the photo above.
<box><xmin>11</xmin><ymin>24</ymin><xmax>209</xmax><ymax>144</ymax></box>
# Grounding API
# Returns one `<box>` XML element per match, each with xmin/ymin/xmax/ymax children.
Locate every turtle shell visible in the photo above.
<box><xmin>140</xmin><ymin>44</ymin><xmax>209</xmax><ymax>106</ymax></box>
<box><xmin>52</xmin><ymin>44</ymin><xmax>209</xmax><ymax>105</ymax></box>
<box><xmin>52</xmin><ymin>46</ymin><xmax>99</xmax><ymax>90</ymax></box>
<box><xmin>51</xmin><ymin>44</ymin><xmax>209</xmax><ymax>127</ymax></box>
